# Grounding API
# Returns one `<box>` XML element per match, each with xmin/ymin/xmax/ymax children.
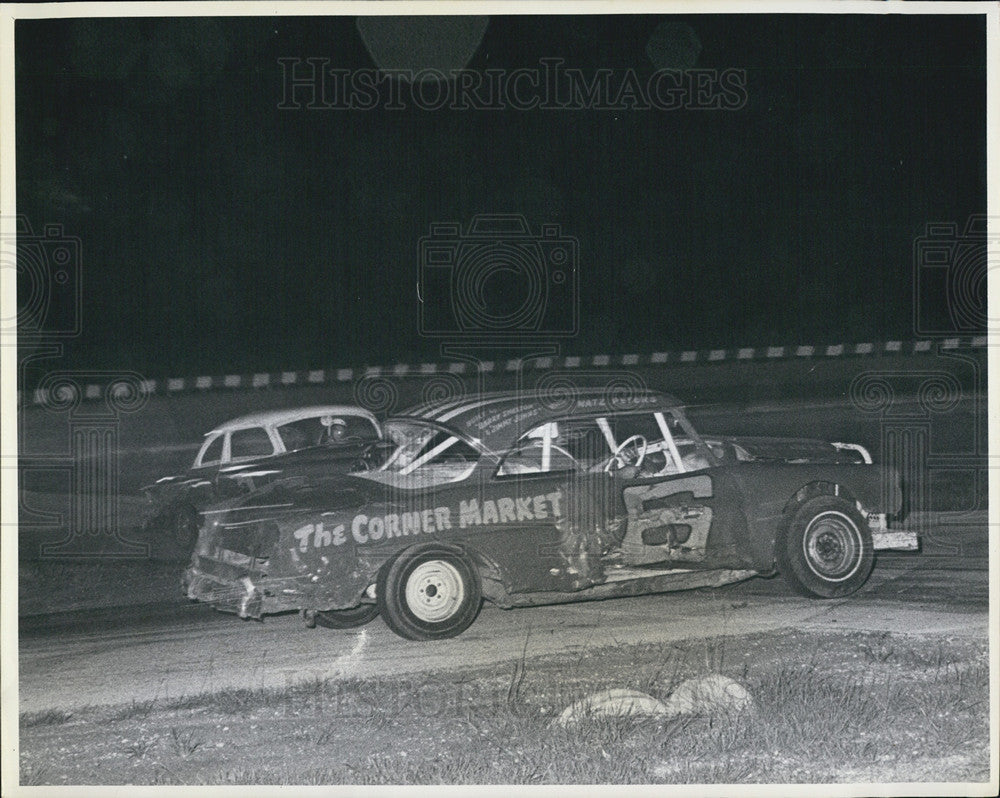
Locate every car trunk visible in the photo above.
<box><xmin>185</xmin><ymin>515</ymin><xmax>282</xmax><ymax>616</ymax></box>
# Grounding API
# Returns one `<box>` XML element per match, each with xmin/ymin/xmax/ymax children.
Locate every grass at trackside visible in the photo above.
<box><xmin>19</xmin><ymin>628</ymin><xmax>990</xmax><ymax>786</ymax></box>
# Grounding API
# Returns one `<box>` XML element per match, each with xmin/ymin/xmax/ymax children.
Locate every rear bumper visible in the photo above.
<box><xmin>184</xmin><ymin>569</ymin><xmax>262</xmax><ymax>618</ymax></box>
<box><xmin>183</xmin><ymin>554</ymin><xmax>304</xmax><ymax>618</ymax></box>
<box><xmin>872</xmin><ymin>529</ymin><xmax>920</xmax><ymax>551</ymax></box>
<box><xmin>867</xmin><ymin>513</ymin><xmax>919</xmax><ymax>551</ymax></box>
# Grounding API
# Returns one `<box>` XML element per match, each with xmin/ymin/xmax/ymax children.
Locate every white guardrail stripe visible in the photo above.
<box><xmin>18</xmin><ymin>337</ymin><xmax>989</xmax><ymax>405</ymax></box>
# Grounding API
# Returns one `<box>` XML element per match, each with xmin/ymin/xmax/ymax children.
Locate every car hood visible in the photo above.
<box><xmin>719</xmin><ymin>435</ymin><xmax>868</xmax><ymax>464</ymax></box>
<box><xmin>212</xmin><ymin>441</ymin><xmax>393</xmax><ymax>498</ymax></box>
<box><xmin>142</xmin><ymin>441</ymin><xmax>382</xmax><ymax>493</ymax></box>
<box><xmin>221</xmin><ymin>441</ymin><xmax>376</xmax><ymax>477</ymax></box>
<box><xmin>205</xmin><ymin>471</ymin><xmax>381</xmax><ymax>523</ymax></box>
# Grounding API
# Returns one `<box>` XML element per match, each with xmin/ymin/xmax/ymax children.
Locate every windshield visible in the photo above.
<box><xmin>276</xmin><ymin>414</ymin><xmax>379</xmax><ymax>452</ymax></box>
<box><xmin>356</xmin><ymin>420</ymin><xmax>479</xmax><ymax>488</ymax></box>
<box><xmin>496</xmin><ymin>410</ymin><xmax>717</xmax><ymax>477</ymax></box>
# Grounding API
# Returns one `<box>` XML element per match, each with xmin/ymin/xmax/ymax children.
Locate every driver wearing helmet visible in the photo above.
<box><xmin>320</xmin><ymin>416</ymin><xmax>349</xmax><ymax>445</ymax></box>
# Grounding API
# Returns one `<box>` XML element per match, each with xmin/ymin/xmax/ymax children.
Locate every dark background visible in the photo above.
<box><xmin>15</xmin><ymin>14</ymin><xmax>987</xmax><ymax>381</ymax></box>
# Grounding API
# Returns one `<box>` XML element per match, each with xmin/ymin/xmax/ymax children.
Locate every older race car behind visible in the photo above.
<box><xmin>142</xmin><ymin>405</ymin><xmax>382</xmax><ymax>550</ymax></box>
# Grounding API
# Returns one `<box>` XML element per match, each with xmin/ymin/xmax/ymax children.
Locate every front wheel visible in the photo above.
<box><xmin>314</xmin><ymin>604</ymin><xmax>379</xmax><ymax>629</ymax></box>
<box><xmin>777</xmin><ymin>496</ymin><xmax>874</xmax><ymax>598</ymax></box>
<box><xmin>377</xmin><ymin>545</ymin><xmax>482</xmax><ymax>640</ymax></box>
<box><xmin>171</xmin><ymin>505</ymin><xmax>200</xmax><ymax>552</ymax></box>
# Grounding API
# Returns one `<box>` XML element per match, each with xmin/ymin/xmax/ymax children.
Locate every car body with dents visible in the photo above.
<box><xmin>183</xmin><ymin>390</ymin><xmax>917</xmax><ymax>639</ymax></box>
<box><xmin>142</xmin><ymin>405</ymin><xmax>383</xmax><ymax>549</ymax></box>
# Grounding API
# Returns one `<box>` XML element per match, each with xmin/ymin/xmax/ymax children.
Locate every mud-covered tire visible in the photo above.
<box><xmin>777</xmin><ymin>496</ymin><xmax>874</xmax><ymax>598</ymax></box>
<box><xmin>377</xmin><ymin>544</ymin><xmax>482</xmax><ymax>640</ymax></box>
<box><xmin>314</xmin><ymin>604</ymin><xmax>379</xmax><ymax>629</ymax></box>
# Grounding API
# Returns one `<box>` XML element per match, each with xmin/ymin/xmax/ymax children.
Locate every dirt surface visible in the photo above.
<box><xmin>17</xmin><ymin>551</ymin><xmax>989</xmax><ymax>715</ymax></box>
<box><xmin>18</xmin><ymin>560</ymin><xmax>185</xmax><ymax>616</ymax></box>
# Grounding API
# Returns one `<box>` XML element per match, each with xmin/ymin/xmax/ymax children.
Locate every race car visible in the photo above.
<box><xmin>142</xmin><ymin>405</ymin><xmax>382</xmax><ymax>550</ymax></box>
<box><xmin>182</xmin><ymin>390</ymin><xmax>917</xmax><ymax>639</ymax></box>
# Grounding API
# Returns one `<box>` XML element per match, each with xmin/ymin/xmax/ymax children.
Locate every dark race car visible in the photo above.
<box><xmin>183</xmin><ymin>390</ymin><xmax>917</xmax><ymax>639</ymax></box>
<box><xmin>141</xmin><ymin>405</ymin><xmax>382</xmax><ymax>550</ymax></box>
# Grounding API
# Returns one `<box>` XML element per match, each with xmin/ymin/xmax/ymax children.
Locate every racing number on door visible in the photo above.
<box><xmin>620</xmin><ymin>475</ymin><xmax>714</xmax><ymax>565</ymax></box>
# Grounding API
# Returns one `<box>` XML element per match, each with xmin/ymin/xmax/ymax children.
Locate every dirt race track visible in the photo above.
<box><xmin>17</xmin><ymin>545</ymin><xmax>989</xmax><ymax>714</ymax></box>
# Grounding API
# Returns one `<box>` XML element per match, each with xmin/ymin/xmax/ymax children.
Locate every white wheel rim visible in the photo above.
<box><xmin>405</xmin><ymin>560</ymin><xmax>465</xmax><ymax>623</ymax></box>
<box><xmin>803</xmin><ymin>511</ymin><xmax>863</xmax><ymax>582</ymax></box>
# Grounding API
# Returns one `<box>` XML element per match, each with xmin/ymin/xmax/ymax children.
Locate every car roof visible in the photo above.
<box><xmin>207</xmin><ymin>405</ymin><xmax>379</xmax><ymax>436</ymax></box>
<box><xmin>393</xmin><ymin>389</ymin><xmax>681</xmax><ymax>452</ymax></box>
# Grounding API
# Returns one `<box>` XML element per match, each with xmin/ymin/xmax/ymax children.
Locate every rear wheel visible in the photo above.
<box><xmin>777</xmin><ymin>496</ymin><xmax>874</xmax><ymax>598</ymax></box>
<box><xmin>314</xmin><ymin>604</ymin><xmax>379</xmax><ymax>629</ymax></box>
<box><xmin>377</xmin><ymin>544</ymin><xmax>482</xmax><ymax>640</ymax></box>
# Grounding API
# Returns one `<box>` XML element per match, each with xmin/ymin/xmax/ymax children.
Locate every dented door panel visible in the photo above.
<box><xmin>620</xmin><ymin>468</ymin><xmax>753</xmax><ymax>569</ymax></box>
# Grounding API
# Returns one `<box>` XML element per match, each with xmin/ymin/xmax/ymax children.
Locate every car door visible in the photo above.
<box><xmin>482</xmin><ymin>421</ymin><xmax>585</xmax><ymax>590</ymax></box>
<box><xmin>616</xmin><ymin>409</ymin><xmax>747</xmax><ymax>567</ymax></box>
<box><xmin>212</xmin><ymin>426</ymin><xmax>279</xmax><ymax>492</ymax></box>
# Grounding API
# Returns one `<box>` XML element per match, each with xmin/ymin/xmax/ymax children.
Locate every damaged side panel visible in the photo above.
<box><xmin>185</xmin><ymin>509</ymin><xmax>379</xmax><ymax>618</ymax></box>
<box><xmin>183</xmin><ymin>454</ymin><xmax>907</xmax><ymax>621</ymax></box>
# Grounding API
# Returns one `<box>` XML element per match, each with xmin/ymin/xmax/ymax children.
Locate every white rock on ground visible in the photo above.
<box><xmin>662</xmin><ymin>673</ymin><xmax>754</xmax><ymax>716</ymax></box>
<box><xmin>553</xmin><ymin>675</ymin><xmax>754</xmax><ymax>727</ymax></box>
<box><xmin>553</xmin><ymin>688</ymin><xmax>670</xmax><ymax>727</ymax></box>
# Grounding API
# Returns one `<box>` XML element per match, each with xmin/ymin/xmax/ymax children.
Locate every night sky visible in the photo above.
<box><xmin>15</xmin><ymin>13</ymin><xmax>987</xmax><ymax>380</ymax></box>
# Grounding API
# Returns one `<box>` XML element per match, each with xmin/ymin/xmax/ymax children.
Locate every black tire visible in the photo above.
<box><xmin>314</xmin><ymin>603</ymin><xmax>379</xmax><ymax>629</ymax></box>
<box><xmin>777</xmin><ymin>496</ymin><xmax>874</xmax><ymax>598</ymax></box>
<box><xmin>172</xmin><ymin>505</ymin><xmax>200</xmax><ymax>552</ymax></box>
<box><xmin>376</xmin><ymin>544</ymin><xmax>482</xmax><ymax>640</ymax></box>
